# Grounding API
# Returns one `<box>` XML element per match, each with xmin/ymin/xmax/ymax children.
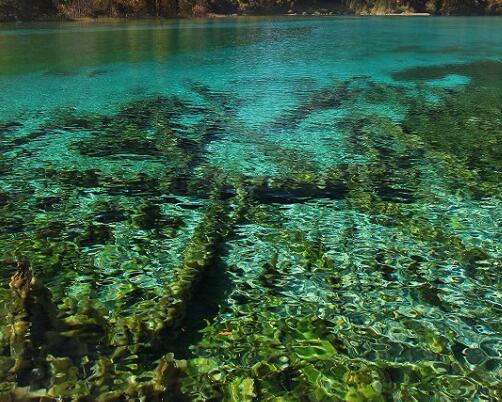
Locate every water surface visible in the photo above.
<box><xmin>0</xmin><ymin>16</ymin><xmax>501</xmax><ymax>401</ymax></box>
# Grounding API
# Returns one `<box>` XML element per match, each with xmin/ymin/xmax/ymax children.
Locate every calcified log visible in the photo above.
<box><xmin>6</xmin><ymin>262</ymin><xmax>100</xmax><ymax>389</ymax></box>
<box><xmin>110</xmin><ymin>188</ymin><xmax>248</xmax><ymax>352</ymax></box>
<box><xmin>7</xmin><ymin>261</ymin><xmax>60</xmax><ymax>386</ymax></box>
<box><xmin>3</xmin><ymin>262</ymin><xmax>189</xmax><ymax>400</ymax></box>
<box><xmin>189</xmin><ymin>82</ymin><xmax>319</xmax><ymax>173</ymax></box>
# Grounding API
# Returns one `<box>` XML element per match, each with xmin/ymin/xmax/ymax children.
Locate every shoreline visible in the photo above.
<box><xmin>6</xmin><ymin>11</ymin><xmax>502</xmax><ymax>23</ymax></box>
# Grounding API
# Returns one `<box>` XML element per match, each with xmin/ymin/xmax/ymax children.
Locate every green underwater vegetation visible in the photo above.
<box><xmin>0</xmin><ymin>59</ymin><xmax>501</xmax><ymax>401</ymax></box>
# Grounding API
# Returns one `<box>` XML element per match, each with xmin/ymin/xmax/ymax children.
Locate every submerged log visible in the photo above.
<box><xmin>7</xmin><ymin>261</ymin><xmax>58</xmax><ymax>387</ymax></box>
<box><xmin>109</xmin><ymin>188</ymin><xmax>248</xmax><ymax>352</ymax></box>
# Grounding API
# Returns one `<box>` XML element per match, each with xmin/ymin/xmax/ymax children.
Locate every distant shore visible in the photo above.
<box><xmin>3</xmin><ymin>10</ymin><xmax>502</xmax><ymax>23</ymax></box>
<box><xmin>10</xmin><ymin>12</ymin><xmax>498</xmax><ymax>24</ymax></box>
<box><xmin>2</xmin><ymin>0</ymin><xmax>502</xmax><ymax>23</ymax></box>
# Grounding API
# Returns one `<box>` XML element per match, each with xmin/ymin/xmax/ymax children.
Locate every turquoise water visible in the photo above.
<box><xmin>0</xmin><ymin>16</ymin><xmax>501</xmax><ymax>400</ymax></box>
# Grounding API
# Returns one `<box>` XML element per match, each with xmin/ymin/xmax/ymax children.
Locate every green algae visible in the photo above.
<box><xmin>0</xmin><ymin>59</ymin><xmax>501</xmax><ymax>400</ymax></box>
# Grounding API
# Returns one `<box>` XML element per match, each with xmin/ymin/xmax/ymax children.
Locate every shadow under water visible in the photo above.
<box><xmin>0</xmin><ymin>60</ymin><xmax>501</xmax><ymax>401</ymax></box>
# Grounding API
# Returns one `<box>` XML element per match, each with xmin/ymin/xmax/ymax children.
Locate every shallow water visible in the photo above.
<box><xmin>0</xmin><ymin>16</ymin><xmax>501</xmax><ymax>401</ymax></box>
